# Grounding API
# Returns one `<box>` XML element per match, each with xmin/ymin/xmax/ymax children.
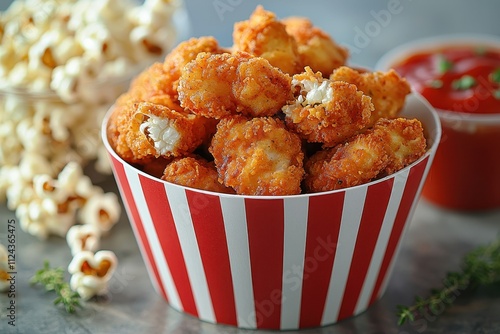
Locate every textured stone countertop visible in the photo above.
<box><xmin>1</xmin><ymin>1</ymin><xmax>500</xmax><ymax>333</ymax></box>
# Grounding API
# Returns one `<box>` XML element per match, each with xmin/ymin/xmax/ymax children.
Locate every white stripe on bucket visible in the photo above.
<box><xmin>280</xmin><ymin>197</ymin><xmax>309</xmax><ymax>330</ymax></box>
<box><xmin>124</xmin><ymin>167</ymin><xmax>182</xmax><ymax>311</ymax></box>
<box><xmin>379</xmin><ymin>168</ymin><xmax>417</xmax><ymax>297</ymax></box>
<box><xmin>220</xmin><ymin>197</ymin><xmax>256</xmax><ymax>329</ymax></box>
<box><xmin>114</xmin><ymin>167</ymin><xmax>162</xmax><ymax>297</ymax></box>
<box><xmin>321</xmin><ymin>186</ymin><xmax>367</xmax><ymax>325</ymax></box>
<box><xmin>165</xmin><ymin>184</ymin><xmax>215</xmax><ymax>323</ymax></box>
<box><xmin>354</xmin><ymin>171</ymin><xmax>409</xmax><ymax>314</ymax></box>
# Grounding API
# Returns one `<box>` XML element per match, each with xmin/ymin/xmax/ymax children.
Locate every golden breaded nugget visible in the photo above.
<box><xmin>330</xmin><ymin>66</ymin><xmax>411</xmax><ymax>125</ymax></box>
<box><xmin>178</xmin><ymin>51</ymin><xmax>292</xmax><ymax>119</ymax></box>
<box><xmin>210</xmin><ymin>116</ymin><xmax>304</xmax><ymax>195</ymax></box>
<box><xmin>282</xmin><ymin>67</ymin><xmax>374</xmax><ymax>147</ymax></box>
<box><xmin>282</xmin><ymin>16</ymin><xmax>348</xmax><ymax>76</ymax></box>
<box><xmin>304</xmin><ymin>117</ymin><xmax>426</xmax><ymax>192</ymax></box>
<box><xmin>108</xmin><ymin>79</ymin><xmax>185</xmax><ymax>165</ymax></box>
<box><xmin>161</xmin><ymin>156</ymin><xmax>235</xmax><ymax>194</ymax></box>
<box><xmin>124</xmin><ymin>102</ymin><xmax>216</xmax><ymax>161</ymax></box>
<box><xmin>233</xmin><ymin>6</ymin><xmax>302</xmax><ymax>74</ymax></box>
<box><xmin>163</xmin><ymin>36</ymin><xmax>227</xmax><ymax>99</ymax></box>
<box><xmin>375</xmin><ymin>118</ymin><xmax>427</xmax><ymax>175</ymax></box>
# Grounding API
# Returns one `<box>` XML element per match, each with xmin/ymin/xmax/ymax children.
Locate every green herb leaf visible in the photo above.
<box><xmin>494</xmin><ymin>90</ymin><xmax>500</xmax><ymax>100</ymax></box>
<box><xmin>428</xmin><ymin>79</ymin><xmax>443</xmax><ymax>89</ymax></box>
<box><xmin>452</xmin><ymin>75</ymin><xmax>477</xmax><ymax>90</ymax></box>
<box><xmin>396</xmin><ymin>236</ymin><xmax>500</xmax><ymax>326</ymax></box>
<box><xmin>437</xmin><ymin>55</ymin><xmax>453</xmax><ymax>74</ymax></box>
<box><xmin>490</xmin><ymin>68</ymin><xmax>500</xmax><ymax>84</ymax></box>
<box><xmin>396</xmin><ymin>306</ymin><xmax>415</xmax><ymax>325</ymax></box>
<box><xmin>31</xmin><ymin>261</ymin><xmax>82</xmax><ymax>314</ymax></box>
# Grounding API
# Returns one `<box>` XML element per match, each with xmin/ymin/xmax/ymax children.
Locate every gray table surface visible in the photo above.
<box><xmin>1</xmin><ymin>1</ymin><xmax>500</xmax><ymax>333</ymax></box>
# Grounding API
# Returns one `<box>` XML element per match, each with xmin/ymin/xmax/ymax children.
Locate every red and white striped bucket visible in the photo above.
<box><xmin>102</xmin><ymin>93</ymin><xmax>441</xmax><ymax>330</ymax></box>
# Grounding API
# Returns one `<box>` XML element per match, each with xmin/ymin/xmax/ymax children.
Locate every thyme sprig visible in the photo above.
<box><xmin>30</xmin><ymin>260</ymin><xmax>82</xmax><ymax>313</ymax></box>
<box><xmin>397</xmin><ymin>237</ymin><xmax>500</xmax><ymax>326</ymax></box>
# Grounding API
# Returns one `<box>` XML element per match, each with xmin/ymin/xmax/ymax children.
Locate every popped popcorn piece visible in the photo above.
<box><xmin>16</xmin><ymin>118</ymin><xmax>51</xmax><ymax>156</ymax></box>
<box><xmin>0</xmin><ymin>121</ymin><xmax>23</xmax><ymax>166</ymax></box>
<box><xmin>0</xmin><ymin>244</ymin><xmax>11</xmax><ymax>292</ymax></box>
<box><xmin>17</xmin><ymin>197</ymin><xmax>77</xmax><ymax>240</ymax></box>
<box><xmin>68</xmin><ymin>250</ymin><xmax>117</xmax><ymax>300</ymax></box>
<box><xmin>6</xmin><ymin>160</ymin><xmax>119</xmax><ymax>240</ymax></box>
<box><xmin>2</xmin><ymin>94</ymin><xmax>30</xmax><ymax>122</ymax></box>
<box><xmin>0</xmin><ymin>165</ymin><xmax>16</xmax><ymax>202</ymax></box>
<box><xmin>95</xmin><ymin>145</ymin><xmax>112</xmax><ymax>175</ymax></box>
<box><xmin>74</xmin><ymin>175</ymin><xmax>99</xmax><ymax>200</ymax></box>
<box><xmin>6</xmin><ymin>179</ymin><xmax>35</xmax><ymax>211</ymax></box>
<box><xmin>18</xmin><ymin>153</ymin><xmax>53</xmax><ymax>180</ymax></box>
<box><xmin>57</xmin><ymin>162</ymin><xmax>85</xmax><ymax>194</ymax></box>
<box><xmin>79</xmin><ymin>193</ymin><xmax>121</xmax><ymax>234</ymax></box>
<box><xmin>66</xmin><ymin>225</ymin><xmax>101</xmax><ymax>256</ymax></box>
<box><xmin>33</xmin><ymin>174</ymin><xmax>67</xmax><ymax>202</ymax></box>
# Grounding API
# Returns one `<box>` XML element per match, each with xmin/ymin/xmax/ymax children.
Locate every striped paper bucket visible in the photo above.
<box><xmin>102</xmin><ymin>93</ymin><xmax>441</xmax><ymax>330</ymax></box>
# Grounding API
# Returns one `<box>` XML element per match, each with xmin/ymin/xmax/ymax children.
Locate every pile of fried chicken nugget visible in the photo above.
<box><xmin>107</xmin><ymin>6</ymin><xmax>427</xmax><ymax>196</ymax></box>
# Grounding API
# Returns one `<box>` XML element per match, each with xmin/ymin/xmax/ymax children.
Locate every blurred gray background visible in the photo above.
<box><xmin>181</xmin><ymin>0</ymin><xmax>500</xmax><ymax>68</ymax></box>
<box><xmin>1</xmin><ymin>0</ymin><xmax>499</xmax><ymax>68</ymax></box>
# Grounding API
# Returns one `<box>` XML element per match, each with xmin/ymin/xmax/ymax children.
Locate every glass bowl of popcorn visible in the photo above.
<box><xmin>0</xmin><ymin>0</ymin><xmax>186</xmax><ymax>241</ymax></box>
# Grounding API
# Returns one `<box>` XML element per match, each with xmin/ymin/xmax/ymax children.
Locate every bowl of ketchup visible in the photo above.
<box><xmin>377</xmin><ymin>34</ymin><xmax>500</xmax><ymax>211</ymax></box>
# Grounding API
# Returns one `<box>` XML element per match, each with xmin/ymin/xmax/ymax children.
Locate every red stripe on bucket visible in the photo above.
<box><xmin>186</xmin><ymin>190</ymin><xmax>238</xmax><ymax>326</ymax></box>
<box><xmin>299</xmin><ymin>192</ymin><xmax>344</xmax><ymax>328</ymax></box>
<box><xmin>110</xmin><ymin>157</ymin><xmax>167</xmax><ymax>301</ymax></box>
<box><xmin>139</xmin><ymin>176</ymin><xmax>198</xmax><ymax>317</ymax></box>
<box><xmin>337</xmin><ymin>179</ymin><xmax>394</xmax><ymax>320</ymax></box>
<box><xmin>369</xmin><ymin>157</ymin><xmax>429</xmax><ymax>304</ymax></box>
<box><xmin>245</xmin><ymin>198</ymin><xmax>285</xmax><ymax>329</ymax></box>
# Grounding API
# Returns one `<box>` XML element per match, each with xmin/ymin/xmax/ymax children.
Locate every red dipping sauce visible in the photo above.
<box><xmin>394</xmin><ymin>47</ymin><xmax>500</xmax><ymax>114</ymax></box>
<box><xmin>378</xmin><ymin>36</ymin><xmax>500</xmax><ymax>211</ymax></box>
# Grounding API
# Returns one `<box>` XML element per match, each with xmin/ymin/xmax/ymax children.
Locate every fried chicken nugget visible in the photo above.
<box><xmin>123</xmin><ymin>101</ymin><xmax>217</xmax><ymax>161</ymax></box>
<box><xmin>163</xmin><ymin>36</ymin><xmax>226</xmax><ymax>99</ymax></box>
<box><xmin>107</xmin><ymin>63</ymin><xmax>187</xmax><ymax>164</ymax></box>
<box><xmin>233</xmin><ymin>5</ymin><xmax>302</xmax><ymax>75</ymax></box>
<box><xmin>282</xmin><ymin>16</ymin><xmax>349</xmax><ymax>77</ymax></box>
<box><xmin>209</xmin><ymin>116</ymin><xmax>304</xmax><ymax>195</ymax></box>
<box><xmin>304</xmin><ymin>117</ymin><xmax>426</xmax><ymax>192</ymax></box>
<box><xmin>376</xmin><ymin>118</ymin><xmax>427</xmax><ymax>175</ymax></box>
<box><xmin>107</xmin><ymin>101</ymin><xmax>135</xmax><ymax>163</ymax></box>
<box><xmin>330</xmin><ymin>66</ymin><xmax>411</xmax><ymax>125</ymax></box>
<box><xmin>178</xmin><ymin>51</ymin><xmax>292</xmax><ymax>119</ymax></box>
<box><xmin>161</xmin><ymin>156</ymin><xmax>235</xmax><ymax>194</ymax></box>
<box><xmin>125</xmin><ymin>62</ymin><xmax>175</xmax><ymax>101</ymax></box>
<box><xmin>282</xmin><ymin>67</ymin><xmax>374</xmax><ymax>147</ymax></box>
